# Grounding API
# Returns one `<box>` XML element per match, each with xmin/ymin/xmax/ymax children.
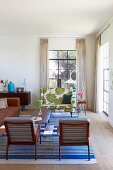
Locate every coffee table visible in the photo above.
<box><xmin>32</xmin><ymin>108</ymin><xmax>51</xmax><ymax>126</ymax></box>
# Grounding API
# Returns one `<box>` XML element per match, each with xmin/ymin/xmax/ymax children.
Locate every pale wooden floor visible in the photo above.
<box><xmin>1</xmin><ymin>111</ymin><xmax>113</xmax><ymax>170</ymax></box>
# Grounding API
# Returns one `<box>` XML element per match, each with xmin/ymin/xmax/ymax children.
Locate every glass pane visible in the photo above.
<box><xmin>58</xmin><ymin>51</ymin><xmax>67</xmax><ymax>59</ymax></box>
<box><xmin>104</xmin><ymin>58</ymin><xmax>109</xmax><ymax>69</ymax></box>
<box><xmin>49</xmin><ymin>50</ymin><xmax>77</xmax><ymax>88</ymax></box>
<box><xmin>59</xmin><ymin>70</ymin><xmax>69</xmax><ymax>80</ymax></box>
<box><xmin>103</xmin><ymin>43</ymin><xmax>109</xmax><ymax>114</ymax></box>
<box><xmin>103</xmin><ymin>92</ymin><xmax>106</xmax><ymax>102</ymax></box>
<box><xmin>104</xmin><ymin>58</ymin><xmax>106</xmax><ymax>68</ymax></box>
<box><xmin>106</xmin><ymin>81</ymin><xmax>109</xmax><ymax>91</ymax></box>
<box><xmin>103</xmin><ymin>48</ymin><xmax>106</xmax><ymax>58</ymax></box>
<box><xmin>49</xmin><ymin>51</ymin><xmax>57</xmax><ymax>59</ymax></box>
<box><xmin>49</xmin><ymin>70</ymin><xmax>58</xmax><ymax>78</ymax></box>
<box><xmin>106</xmin><ymin>58</ymin><xmax>109</xmax><ymax>68</ymax></box>
<box><xmin>106</xmin><ymin>103</ymin><xmax>109</xmax><ymax>114</ymax></box>
<box><xmin>104</xmin><ymin>81</ymin><xmax>107</xmax><ymax>91</ymax></box>
<box><xmin>68</xmin><ymin>51</ymin><xmax>76</xmax><ymax>59</ymax></box>
<box><xmin>68</xmin><ymin>60</ymin><xmax>76</xmax><ymax>69</ymax></box>
<box><xmin>104</xmin><ymin>81</ymin><xmax>109</xmax><ymax>92</ymax></box>
<box><xmin>104</xmin><ymin>70</ymin><xmax>109</xmax><ymax>80</ymax></box>
<box><xmin>106</xmin><ymin>46</ymin><xmax>109</xmax><ymax>57</ymax></box>
<box><xmin>61</xmin><ymin>79</ymin><xmax>67</xmax><ymax>88</ymax></box>
<box><xmin>70</xmin><ymin>70</ymin><xmax>76</xmax><ymax>80</ymax></box>
<box><xmin>49</xmin><ymin>79</ymin><xmax>57</xmax><ymax>88</ymax></box>
<box><xmin>103</xmin><ymin>102</ymin><xmax>107</xmax><ymax>112</ymax></box>
<box><xmin>103</xmin><ymin>101</ymin><xmax>109</xmax><ymax>114</ymax></box>
<box><xmin>59</xmin><ymin>60</ymin><xmax>68</xmax><ymax>69</ymax></box>
<box><xmin>106</xmin><ymin>93</ymin><xmax>108</xmax><ymax>102</ymax></box>
<box><xmin>104</xmin><ymin>91</ymin><xmax>109</xmax><ymax>103</ymax></box>
<box><xmin>49</xmin><ymin>60</ymin><xmax>58</xmax><ymax>70</ymax></box>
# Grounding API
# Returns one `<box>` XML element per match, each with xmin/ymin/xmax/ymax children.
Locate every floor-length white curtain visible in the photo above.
<box><xmin>40</xmin><ymin>38</ymin><xmax>49</xmax><ymax>88</ymax></box>
<box><xmin>76</xmin><ymin>38</ymin><xmax>87</xmax><ymax>101</ymax></box>
<box><xmin>94</xmin><ymin>35</ymin><xmax>102</xmax><ymax>113</ymax></box>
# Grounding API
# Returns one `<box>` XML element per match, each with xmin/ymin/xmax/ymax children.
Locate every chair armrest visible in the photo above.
<box><xmin>57</xmin><ymin>126</ymin><xmax>60</xmax><ymax>136</ymax></box>
<box><xmin>36</xmin><ymin>124</ymin><xmax>40</xmax><ymax>138</ymax></box>
<box><xmin>19</xmin><ymin>115</ymin><xmax>31</xmax><ymax>117</ymax></box>
<box><xmin>7</xmin><ymin>98</ymin><xmax>20</xmax><ymax>107</ymax></box>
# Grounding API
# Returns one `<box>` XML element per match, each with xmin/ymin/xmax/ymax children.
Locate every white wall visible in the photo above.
<box><xmin>49</xmin><ymin>38</ymin><xmax>75</xmax><ymax>50</ymax></box>
<box><xmin>0</xmin><ymin>36</ymin><xmax>95</xmax><ymax>110</ymax></box>
<box><xmin>100</xmin><ymin>22</ymin><xmax>113</xmax><ymax>126</ymax></box>
<box><xmin>0</xmin><ymin>36</ymin><xmax>40</xmax><ymax>107</ymax></box>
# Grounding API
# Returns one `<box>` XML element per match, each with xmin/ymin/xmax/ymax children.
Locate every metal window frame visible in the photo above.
<box><xmin>103</xmin><ymin>43</ymin><xmax>109</xmax><ymax>116</ymax></box>
<box><xmin>49</xmin><ymin>50</ymin><xmax>77</xmax><ymax>87</ymax></box>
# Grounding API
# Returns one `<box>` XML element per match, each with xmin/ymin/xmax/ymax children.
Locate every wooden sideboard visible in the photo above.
<box><xmin>0</xmin><ymin>91</ymin><xmax>31</xmax><ymax>110</ymax></box>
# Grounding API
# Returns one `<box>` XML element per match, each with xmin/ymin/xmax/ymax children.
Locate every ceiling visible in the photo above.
<box><xmin>0</xmin><ymin>0</ymin><xmax>113</xmax><ymax>36</ymax></box>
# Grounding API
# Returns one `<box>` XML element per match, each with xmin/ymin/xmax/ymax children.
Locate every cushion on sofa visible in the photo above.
<box><xmin>0</xmin><ymin>98</ymin><xmax>20</xmax><ymax>126</ymax></box>
<box><xmin>62</xmin><ymin>94</ymin><xmax>72</xmax><ymax>104</ymax></box>
<box><xmin>0</xmin><ymin>98</ymin><xmax>8</xmax><ymax>109</ymax></box>
<box><xmin>0</xmin><ymin>107</ymin><xmax>19</xmax><ymax>126</ymax></box>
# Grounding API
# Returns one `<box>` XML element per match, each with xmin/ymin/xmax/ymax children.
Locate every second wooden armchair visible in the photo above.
<box><xmin>58</xmin><ymin>118</ymin><xmax>90</xmax><ymax>160</ymax></box>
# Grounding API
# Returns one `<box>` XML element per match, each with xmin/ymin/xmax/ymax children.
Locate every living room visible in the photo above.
<box><xmin>0</xmin><ymin>0</ymin><xmax>113</xmax><ymax>169</ymax></box>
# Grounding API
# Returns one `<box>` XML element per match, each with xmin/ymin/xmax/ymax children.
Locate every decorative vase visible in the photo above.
<box><xmin>8</xmin><ymin>81</ymin><xmax>15</xmax><ymax>93</ymax></box>
<box><xmin>80</xmin><ymin>96</ymin><xmax>83</xmax><ymax>101</ymax></box>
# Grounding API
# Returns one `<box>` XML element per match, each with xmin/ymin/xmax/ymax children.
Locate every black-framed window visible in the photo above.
<box><xmin>49</xmin><ymin>50</ymin><xmax>77</xmax><ymax>87</ymax></box>
<box><xmin>103</xmin><ymin>43</ymin><xmax>109</xmax><ymax>115</ymax></box>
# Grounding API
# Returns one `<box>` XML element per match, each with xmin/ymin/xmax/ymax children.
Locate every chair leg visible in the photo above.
<box><xmin>59</xmin><ymin>145</ymin><xmax>60</xmax><ymax>160</ymax></box>
<box><xmin>85</xmin><ymin>106</ymin><xmax>87</xmax><ymax>115</ymax></box>
<box><xmin>40</xmin><ymin>134</ymin><xmax>41</xmax><ymax>144</ymax></box>
<box><xmin>77</xmin><ymin>106</ymin><xmax>80</xmax><ymax>116</ymax></box>
<box><xmin>35</xmin><ymin>143</ymin><xmax>37</xmax><ymax>160</ymax></box>
<box><xmin>70</xmin><ymin>112</ymin><xmax>72</xmax><ymax>117</ymax></box>
<box><xmin>6</xmin><ymin>144</ymin><xmax>9</xmax><ymax>160</ymax></box>
<box><xmin>88</xmin><ymin>144</ymin><xmax>90</xmax><ymax>161</ymax></box>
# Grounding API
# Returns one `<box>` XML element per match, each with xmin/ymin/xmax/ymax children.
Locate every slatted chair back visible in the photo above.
<box><xmin>59</xmin><ymin>119</ymin><xmax>90</xmax><ymax>160</ymax></box>
<box><xmin>4</xmin><ymin>117</ymin><xmax>40</xmax><ymax>160</ymax></box>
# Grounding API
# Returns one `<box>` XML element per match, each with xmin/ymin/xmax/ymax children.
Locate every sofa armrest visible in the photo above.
<box><xmin>7</xmin><ymin>98</ymin><xmax>20</xmax><ymax>107</ymax></box>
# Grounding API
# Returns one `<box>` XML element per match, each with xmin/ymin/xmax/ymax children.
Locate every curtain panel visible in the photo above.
<box><xmin>76</xmin><ymin>38</ymin><xmax>87</xmax><ymax>102</ymax></box>
<box><xmin>94</xmin><ymin>35</ymin><xmax>101</xmax><ymax>113</ymax></box>
<box><xmin>40</xmin><ymin>38</ymin><xmax>49</xmax><ymax>88</ymax></box>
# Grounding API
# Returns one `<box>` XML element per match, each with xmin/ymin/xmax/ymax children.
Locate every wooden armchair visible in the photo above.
<box><xmin>4</xmin><ymin>117</ymin><xmax>40</xmax><ymax>160</ymax></box>
<box><xmin>58</xmin><ymin>118</ymin><xmax>90</xmax><ymax>160</ymax></box>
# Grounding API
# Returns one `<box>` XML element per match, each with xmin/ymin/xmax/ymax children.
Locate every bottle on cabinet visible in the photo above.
<box><xmin>8</xmin><ymin>81</ymin><xmax>15</xmax><ymax>93</ymax></box>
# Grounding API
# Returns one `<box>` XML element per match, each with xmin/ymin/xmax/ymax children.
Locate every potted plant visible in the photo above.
<box><xmin>34</xmin><ymin>99</ymin><xmax>42</xmax><ymax>115</ymax></box>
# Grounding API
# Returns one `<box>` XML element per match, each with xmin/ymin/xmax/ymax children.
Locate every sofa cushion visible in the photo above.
<box><xmin>0</xmin><ymin>98</ymin><xmax>8</xmax><ymax>109</ymax></box>
<box><xmin>62</xmin><ymin>94</ymin><xmax>72</xmax><ymax>104</ymax></box>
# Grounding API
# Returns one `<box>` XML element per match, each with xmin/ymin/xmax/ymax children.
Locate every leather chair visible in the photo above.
<box><xmin>58</xmin><ymin>118</ymin><xmax>90</xmax><ymax>160</ymax></box>
<box><xmin>4</xmin><ymin>117</ymin><xmax>40</xmax><ymax>160</ymax></box>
